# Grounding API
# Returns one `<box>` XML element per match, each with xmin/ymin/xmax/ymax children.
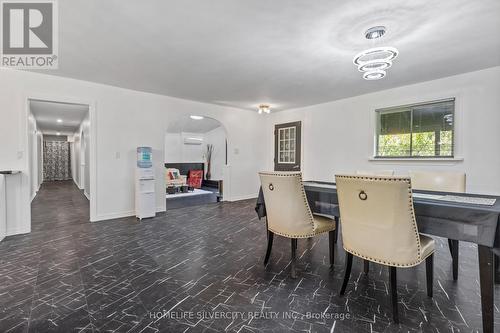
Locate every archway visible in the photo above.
<box><xmin>164</xmin><ymin>115</ymin><xmax>229</xmax><ymax>209</ymax></box>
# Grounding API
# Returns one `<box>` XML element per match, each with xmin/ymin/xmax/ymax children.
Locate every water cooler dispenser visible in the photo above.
<box><xmin>135</xmin><ymin>147</ymin><xmax>156</xmax><ymax>220</ymax></box>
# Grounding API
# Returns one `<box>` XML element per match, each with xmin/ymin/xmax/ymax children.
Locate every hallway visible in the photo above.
<box><xmin>31</xmin><ymin>181</ymin><xmax>90</xmax><ymax>232</ymax></box>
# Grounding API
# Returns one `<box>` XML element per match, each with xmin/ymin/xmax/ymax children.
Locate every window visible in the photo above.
<box><xmin>375</xmin><ymin>99</ymin><xmax>455</xmax><ymax>158</ymax></box>
<box><xmin>278</xmin><ymin>126</ymin><xmax>296</xmax><ymax>164</ymax></box>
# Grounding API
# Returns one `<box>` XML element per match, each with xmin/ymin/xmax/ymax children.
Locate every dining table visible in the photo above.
<box><xmin>255</xmin><ymin>181</ymin><xmax>500</xmax><ymax>333</ymax></box>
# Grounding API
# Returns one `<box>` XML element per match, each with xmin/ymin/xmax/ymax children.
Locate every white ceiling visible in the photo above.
<box><xmin>30</xmin><ymin>100</ymin><xmax>89</xmax><ymax>135</ymax></box>
<box><xmin>167</xmin><ymin>116</ymin><xmax>222</xmax><ymax>134</ymax></box>
<box><xmin>35</xmin><ymin>0</ymin><xmax>500</xmax><ymax>111</ymax></box>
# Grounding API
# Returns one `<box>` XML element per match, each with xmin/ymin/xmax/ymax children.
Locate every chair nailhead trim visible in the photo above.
<box><xmin>259</xmin><ymin>172</ymin><xmax>325</xmax><ymax>234</ymax></box>
<box><xmin>269</xmin><ymin>226</ymin><xmax>336</xmax><ymax>239</ymax></box>
<box><xmin>336</xmin><ymin>175</ymin><xmax>429</xmax><ymax>265</ymax></box>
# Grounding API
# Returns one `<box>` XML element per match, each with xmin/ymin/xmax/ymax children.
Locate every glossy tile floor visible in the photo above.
<box><xmin>0</xmin><ymin>181</ymin><xmax>499</xmax><ymax>332</ymax></box>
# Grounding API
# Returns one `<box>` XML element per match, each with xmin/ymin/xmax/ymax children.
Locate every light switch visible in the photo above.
<box><xmin>115</xmin><ymin>152</ymin><xmax>121</xmax><ymax>159</ymax></box>
<box><xmin>233</xmin><ymin>148</ymin><xmax>239</xmax><ymax>155</ymax></box>
<box><xmin>17</xmin><ymin>151</ymin><xmax>23</xmax><ymax>159</ymax></box>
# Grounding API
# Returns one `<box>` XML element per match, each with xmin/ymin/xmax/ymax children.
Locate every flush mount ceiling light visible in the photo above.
<box><xmin>57</xmin><ymin>119</ymin><xmax>63</xmax><ymax>123</ymax></box>
<box><xmin>353</xmin><ymin>26</ymin><xmax>399</xmax><ymax>81</ymax></box>
<box><xmin>56</xmin><ymin>132</ymin><xmax>61</xmax><ymax>136</ymax></box>
<box><xmin>190</xmin><ymin>115</ymin><xmax>204</xmax><ymax>120</ymax></box>
<box><xmin>258</xmin><ymin>104</ymin><xmax>271</xmax><ymax>114</ymax></box>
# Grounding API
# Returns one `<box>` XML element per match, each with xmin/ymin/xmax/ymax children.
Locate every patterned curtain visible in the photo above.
<box><xmin>43</xmin><ymin>141</ymin><xmax>71</xmax><ymax>181</ymax></box>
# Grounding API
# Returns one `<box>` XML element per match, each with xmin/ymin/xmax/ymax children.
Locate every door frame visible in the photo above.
<box><xmin>274</xmin><ymin>121</ymin><xmax>302</xmax><ymax>171</ymax></box>
<box><xmin>24</xmin><ymin>94</ymin><xmax>97</xmax><ymax>223</ymax></box>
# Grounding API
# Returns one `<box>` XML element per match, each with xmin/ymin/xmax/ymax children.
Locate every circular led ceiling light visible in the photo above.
<box><xmin>353</xmin><ymin>47</ymin><xmax>399</xmax><ymax>66</ymax></box>
<box><xmin>358</xmin><ymin>59</ymin><xmax>392</xmax><ymax>72</ymax></box>
<box><xmin>363</xmin><ymin>70</ymin><xmax>386</xmax><ymax>80</ymax></box>
<box><xmin>352</xmin><ymin>26</ymin><xmax>399</xmax><ymax>80</ymax></box>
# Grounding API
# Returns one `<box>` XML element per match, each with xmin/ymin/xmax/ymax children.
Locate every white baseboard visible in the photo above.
<box><xmin>84</xmin><ymin>191</ymin><xmax>90</xmax><ymax>200</ymax></box>
<box><xmin>94</xmin><ymin>210</ymin><xmax>135</xmax><ymax>222</ymax></box>
<box><xmin>94</xmin><ymin>207</ymin><xmax>166</xmax><ymax>222</ymax></box>
<box><xmin>6</xmin><ymin>226</ymin><xmax>31</xmax><ymax>237</ymax></box>
<box><xmin>227</xmin><ymin>194</ymin><xmax>258</xmax><ymax>202</ymax></box>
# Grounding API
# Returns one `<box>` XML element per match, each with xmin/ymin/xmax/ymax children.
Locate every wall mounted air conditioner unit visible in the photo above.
<box><xmin>184</xmin><ymin>137</ymin><xmax>203</xmax><ymax>145</ymax></box>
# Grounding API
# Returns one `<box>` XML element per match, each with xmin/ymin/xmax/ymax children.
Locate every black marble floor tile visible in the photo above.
<box><xmin>0</xmin><ymin>180</ymin><xmax>499</xmax><ymax>332</ymax></box>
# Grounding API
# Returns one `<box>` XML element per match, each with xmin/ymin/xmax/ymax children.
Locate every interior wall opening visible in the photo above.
<box><xmin>28</xmin><ymin>99</ymin><xmax>91</xmax><ymax>229</ymax></box>
<box><xmin>164</xmin><ymin>115</ymin><xmax>228</xmax><ymax>209</ymax></box>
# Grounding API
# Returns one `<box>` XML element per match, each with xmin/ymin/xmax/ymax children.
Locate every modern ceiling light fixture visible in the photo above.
<box><xmin>365</xmin><ymin>26</ymin><xmax>386</xmax><ymax>39</ymax></box>
<box><xmin>354</xmin><ymin>26</ymin><xmax>398</xmax><ymax>81</ymax></box>
<box><xmin>363</xmin><ymin>70</ymin><xmax>386</xmax><ymax>80</ymax></box>
<box><xmin>57</xmin><ymin>119</ymin><xmax>63</xmax><ymax>123</ymax></box>
<box><xmin>190</xmin><ymin>115</ymin><xmax>204</xmax><ymax>120</ymax></box>
<box><xmin>258</xmin><ymin>104</ymin><xmax>271</xmax><ymax>114</ymax></box>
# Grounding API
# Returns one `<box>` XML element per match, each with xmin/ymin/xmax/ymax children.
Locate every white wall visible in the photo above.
<box><xmin>164</xmin><ymin>132</ymin><xmax>205</xmax><ymax>164</ymax></box>
<box><xmin>27</xmin><ymin>112</ymin><xmax>37</xmax><ymax>200</ymax></box>
<box><xmin>37</xmin><ymin>133</ymin><xmax>43</xmax><ymax>189</ymax></box>
<box><xmin>73</xmin><ymin>133</ymin><xmax>81</xmax><ymax>188</ymax></box>
<box><xmin>27</xmin><ymin>111</ymin><xmax>43</xmax><ymax>200</ymax></box>
<box><xmin>265</xmin><ymin>66</ymin><xmax>500</xmax><ymax>195</ymax></box>
<box><xmin>0</xmin><ymin>68</ymin><xmax>267</xmax><ymax>235</ymax></box>
<box><xmin>0</xmin><ymin>175</ymin><xmax>6</xmax><ymax>241</ymax></box>
<box><xmin>164</xmin><ymin>133</ymin><xmax>183</xmax><ymax>163</ymax></box>
<box><xmin>204</xmin><ymin>126</ymin><xmax>226</xmax><ymax>180</ymax></box>
<box><xmin>76</xmin><ymin>113</ymin><xmax>91</xmax><ymax>198</ymax></box>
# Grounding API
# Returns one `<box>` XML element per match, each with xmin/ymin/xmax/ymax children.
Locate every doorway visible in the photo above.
<box><xmin>164</xmin><ymin>115</ymin><xmax>228</xmax><ymax>209</ymax></box>
<box><xmin>27</xmin><ymin>98</ymin><xmax>93</xmax><ymax>229</ymax></box>
<box><xmin>274</xmin><ymin>121</ymin><xmax>302</xmax><ymax>171</ymax></box>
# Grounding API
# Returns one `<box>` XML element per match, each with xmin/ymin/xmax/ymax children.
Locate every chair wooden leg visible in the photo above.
<box><xmin>329</xmin><ymin>230</ymin><xmax>335</xmax><ymax>268</ymax></box>
<box><xmin>448</xmin><ymin>238</ymin><xmax>453</xmax><ymax>256</ymax></box>
<box><xmin>263</xmin><ymin>231</ymin><xmax>274</xmax><ymax>266</ymax></box>
<box><xmin>389</xmin><ymin>266</ymin><xmax>399</xmax><ymax>324</ymax></box>
<box><xmin>364</xmin><ymin>260</ymin><xmax>369</xmax><ymax>274</ymax></box>
<box><xmin>451</xmin><ymin>240</ymin><xmax>459</xmax><ymax>281</ymax></box>
<box><xmin>333</xmin><ymin>217</ymin><xmax>339</xmax><ymax>243</ymax></box>
<box><xmin>340</xmin><ymin>252</ymin><xmax>353</xmax><ymax>295</ymax></box>
<box><xmin>291</xmin><ymin>238</ymin><xmax>297</xmax><ymax>279</ymax></box>
<box><xmin>426</xmin><ymin>254</ymin><xmax>434</xmax><ymax>297</ymax></box>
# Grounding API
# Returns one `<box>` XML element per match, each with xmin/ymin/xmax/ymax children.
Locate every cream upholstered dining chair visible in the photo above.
<box><xmin>259</xmin><ymin>172</ymin><xmax>337</xmax><ymax>278</ymax></box>
<box><xmin>336</xmin><ymin>175</ymin><xmax>434</xmax><ymax>324</ymax></box>
<box><xmin>355</xmin><ymin>170</ymin><xmax>395</xmax><ymax>274</ymax></box>
<box><xmin>409</xmin><ymin>170</ymin><xmax>466</xmax><ymax>281</ymax></box>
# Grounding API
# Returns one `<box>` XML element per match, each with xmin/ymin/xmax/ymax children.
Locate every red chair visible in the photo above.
<box><xmin>187</xmin><ymin>170</ymin><xmax>203</xmax><ymax>189</ymax></box>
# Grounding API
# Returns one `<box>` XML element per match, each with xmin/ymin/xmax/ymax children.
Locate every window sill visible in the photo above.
<box><xmin>369</xmin><ymin>157</ymin><xmax>464</xmax><ymax>162</ymax></box>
